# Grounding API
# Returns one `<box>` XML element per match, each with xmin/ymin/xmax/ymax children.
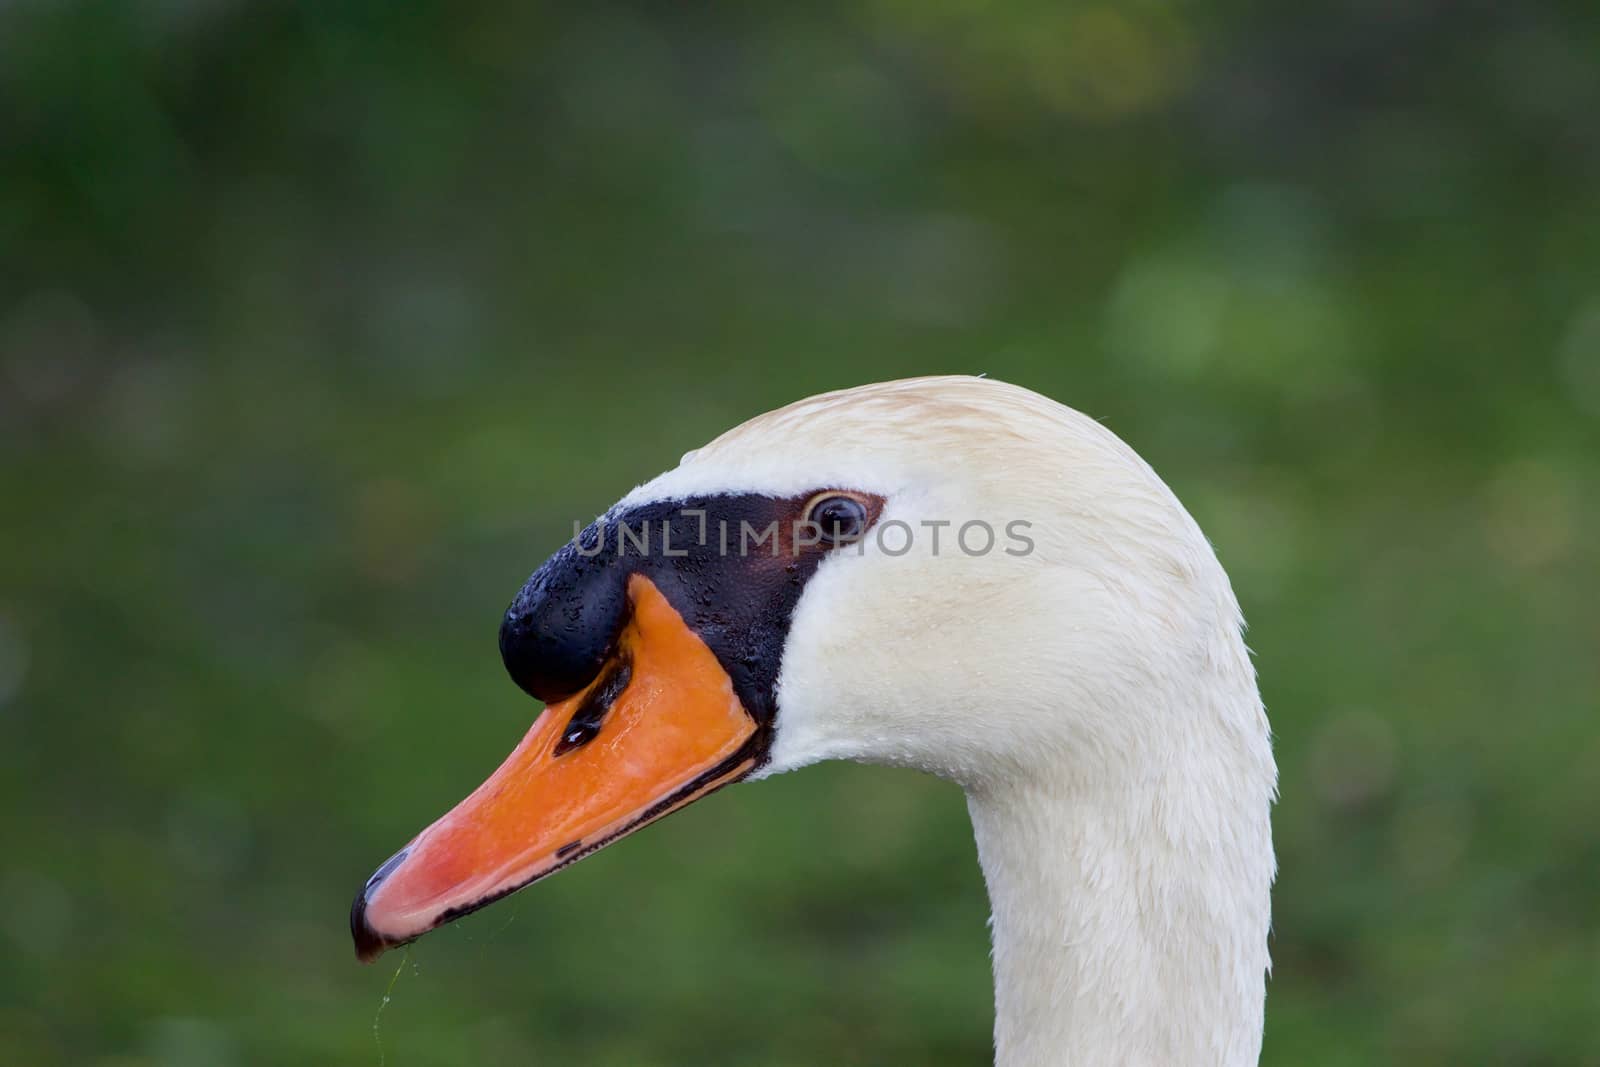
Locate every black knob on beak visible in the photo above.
<box><xmin>499</xmin><ymin>533</ymin><xmax>630</xmax><ymax>704</ymax></box>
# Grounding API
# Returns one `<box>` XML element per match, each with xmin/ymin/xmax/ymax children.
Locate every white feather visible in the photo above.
<box><xmin>627</xmin><ymin>376</ymin><xmax>1276</xmax><ymax>1066</ymax></box>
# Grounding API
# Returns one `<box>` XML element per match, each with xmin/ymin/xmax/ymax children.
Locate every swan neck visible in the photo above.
<box><xmin>968</xmin><ymin>748</ymin><xmax>1273</xmax><ymax>1067</ymax></box>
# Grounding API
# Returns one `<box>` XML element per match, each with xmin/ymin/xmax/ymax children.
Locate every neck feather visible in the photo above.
<box><xmin>966</xmin><ymin>691</ymin><xmax>1275</xmax><ymax>1067</ymax></box>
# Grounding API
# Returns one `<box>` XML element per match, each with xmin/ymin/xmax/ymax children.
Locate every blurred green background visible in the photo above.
<box><xmin>3</xmin><ymin>1</ymin><xmax>1598</xmax><ymax>1064</ymax></box>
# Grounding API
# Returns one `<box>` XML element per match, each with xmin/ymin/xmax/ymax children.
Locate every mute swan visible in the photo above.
<box><xmin>351</xmin><ymin>376</ymin><xmax>1276</xmax><ymax>1066</ymax></box>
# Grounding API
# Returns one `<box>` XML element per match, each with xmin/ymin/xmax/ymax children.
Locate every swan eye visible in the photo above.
<box><xmin>807</xmin><ymin>494</ymin><xmax>868</xmax><ymax>544</ymax></box>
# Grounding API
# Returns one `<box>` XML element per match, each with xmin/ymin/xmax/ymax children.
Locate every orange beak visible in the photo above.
<box><xmin>351</xmin><ymin>573</ymin><xmax>759</xmax><ymax>961</ymax></box>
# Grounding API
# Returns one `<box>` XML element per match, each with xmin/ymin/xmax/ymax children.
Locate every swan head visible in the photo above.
<box><xmin>351</xmin><ymin>375</ymin><xmax>1270</xmax><ymax>961</ymax></box>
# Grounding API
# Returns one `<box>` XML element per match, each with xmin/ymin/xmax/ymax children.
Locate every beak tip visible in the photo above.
<box><xmin>350</xmin><ymin>891</ymin><xmax>390</xmax><ymax>963</ymax></box>
<box><xmin>351</xmin><ymin>847</ymin><xmax>412</xmax><ymax>964</ymax></box>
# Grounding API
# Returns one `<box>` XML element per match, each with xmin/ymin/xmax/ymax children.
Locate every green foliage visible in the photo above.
<box><xmin>1</xmin><ymin>2</ymin><xmax>1597</xmax><ymax>1063</ymax></box>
